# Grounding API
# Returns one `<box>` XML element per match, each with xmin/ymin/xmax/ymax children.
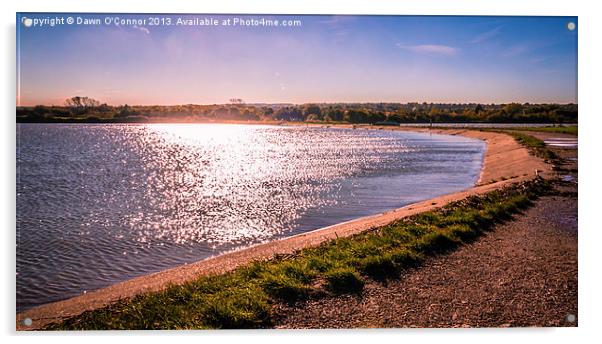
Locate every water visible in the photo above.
<box><xmin>544</xmin><ymin>138</ymin><xmax>578</xmax><ymax>149</ymax></box>
<box><xmin>16</xmin><ymin>123</ymin><xmax>485</xmax><ymax>311</ymax></box>
<box><xmin>399</xmin><ymin>123</ymin><xmax>577</xmax><ymax>128</ymax></box>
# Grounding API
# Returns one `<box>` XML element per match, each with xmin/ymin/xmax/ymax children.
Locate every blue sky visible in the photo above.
<box><xmin>16</xmin><ymin>14</ymin><xmax>578</xmax><ymax>105</ymax></box>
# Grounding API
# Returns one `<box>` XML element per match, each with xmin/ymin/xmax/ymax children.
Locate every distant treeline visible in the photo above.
<box><xmin>17</xmin><ymin>97</ymin><xmax>578</xmax><ymax>124</ymax></box>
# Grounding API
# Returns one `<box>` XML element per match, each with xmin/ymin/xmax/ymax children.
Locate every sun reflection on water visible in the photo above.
<box><xmin>123</xmin><ymin>124</ymin><xmax>362</xmax><ymax>248</ymax></box>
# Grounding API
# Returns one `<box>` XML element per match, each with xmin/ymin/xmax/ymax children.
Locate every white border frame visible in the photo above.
<box><xmin>3</xmin><ymin>1</ymin><xmax>599</xmax><ymax>343</ymax></box>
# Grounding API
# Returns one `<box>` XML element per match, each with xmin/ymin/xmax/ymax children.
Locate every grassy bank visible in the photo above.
<box><xmin>513</xmin><ymin>126</ymin><xmax>577</xmax><ymax>136</ymax></box>
<box><xmin>508</xmin><ymin>131</ymin><xmax>557</xmax><ymax>160</ymax></box>
<box><xmin>45</xmin><ymin>178</ymin><xmax>551</xmax><ymax>330</ymax></box>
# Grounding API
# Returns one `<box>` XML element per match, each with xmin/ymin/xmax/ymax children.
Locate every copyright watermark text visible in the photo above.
<box><xmin>20</xmin><ymin>15</ymin><xmax>303</xmax><ymax>29</ymax></box>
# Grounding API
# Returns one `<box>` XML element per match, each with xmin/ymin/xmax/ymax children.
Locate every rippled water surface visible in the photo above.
<box><xmin>16</xmin><ymin>123</ymin><xmax>485</xmax><ymax>311</ymax></box>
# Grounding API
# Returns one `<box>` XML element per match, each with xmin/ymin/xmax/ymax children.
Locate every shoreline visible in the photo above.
<box><xmin>16</xmin><ymin>127</ymin><xmax>551</xmax><ymax>330</ymax></box>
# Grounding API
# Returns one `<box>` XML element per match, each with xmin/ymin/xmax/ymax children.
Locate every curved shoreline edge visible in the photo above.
<box><xmin>16</xmin><ymin>128</ymin><xmax>551</xmax><ymax>330</ymax></box>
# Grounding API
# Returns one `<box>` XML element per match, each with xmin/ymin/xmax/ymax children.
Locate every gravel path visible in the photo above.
<box><xmin>273</xmin><ymin>188</ymin><xmax>577</xmax><ymax>328</ymax></box>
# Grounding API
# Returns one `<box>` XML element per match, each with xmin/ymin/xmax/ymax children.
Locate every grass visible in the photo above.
<box><xmin>506</xmin><ymin>131</ymin><xmax>560</xmax><ymax>163</ymax></box>
<box><xmin>508</xmin><ymin>131</ymin><xmax>546</xmax><ymax>149</ymax></box>
<box><xmin>324</xmin><ymin>267</ymin><xmax>365</xmax><ymax>294</ymax></box>
<box><xmin>513</xmin><ymin>126</ymin><xmax>577</xmax><ymax>136</ymax></box>
<box><xmin>478</xmin><ymin>128</ymin><xmax>560</xmax><ymax>163</ymax></box>
<box><xmin>45</xmin><ymin>178</ymin><xmax>551</xmax><ymax>330</ymax></box>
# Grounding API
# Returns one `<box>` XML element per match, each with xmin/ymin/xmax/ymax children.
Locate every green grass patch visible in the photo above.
<box><xmin>324</xmin><ymin>267</ymin><xmax>365</xmax><ymax>294</ymax></box>
<box><xmin>358</xmin><ymin>253</ymin><xmax>398</xmax><ymax>280</ymax></box>
<box><xmin>202</xmin><ymin>284</ymin><xmax>271</xmax><ymax>329</ymax></box>
<box><xmin>509</xmin><ymin>131</ymin><xmax>546</xmax><ymax>149</ymax></box>
<box><xmin>478</xmin><ymin>128</ymin><xmax>563</xmax><ymax>163</ymax></box>
<box><xmin>411</xmin><ymin>230</ymin><xmax>461</xmax><ymax>254</ymax></box>
<box><xmin>261</xmin><ymin>273</ymin><xmax>312</xmax><ymax>303</ymax></box>
<box><xmin>486</xmin><ymin>130</ymin><xmax>560</xmax><ymax>163</ymax></box>
<box><xmin>515</xmin><ymin>126</ymin><xmax>577</xmax><ymax>136</ymax></box>
<box><xmin>45</xmin><ymin>178</ymin><xmax>551</xmax><ymax>330</ymax></box>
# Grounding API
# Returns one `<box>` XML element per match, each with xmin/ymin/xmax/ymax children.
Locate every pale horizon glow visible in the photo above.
<box><xmin>16</xmin><ymin>14</ymin><xmax>578</xmax><ymax>106</ymax></box>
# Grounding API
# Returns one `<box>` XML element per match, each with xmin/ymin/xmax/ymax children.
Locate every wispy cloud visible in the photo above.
<box><xmin>320</xmin><ymin>16</ymin><xmax>353</xmax><ymax>43</ymax></box>
<box><xmin>132</xmin><ymin>25</ymin><xmax>150</xmax><ymax>35</ymax></box>
<box><xmin>471</xmin><ymin>25</ymin><xmax>503</xmax><ymax>44</ymax></box>
<box><xmin>530</xmin><ymin>56</ymin><xmax>547</xmax><ymax>64</ymax></box>
<box><xmin>318</xmin><ymin>16</ymin><xmax>354</xmax><ymax>26</ymax></box>
<box><xmin>397</xmin><ymin>43</ymin><xmax>459</xmax><ymax>56</ymax></box>
<box><xmin>503</xmin><ymin>44</ymin><xmax>529</xmax><ymax>57</ymax></box>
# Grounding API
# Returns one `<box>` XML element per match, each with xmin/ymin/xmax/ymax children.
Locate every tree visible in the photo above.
<box><xmin>345</xmin><ymin>109</ymin><xmax>369</xmax><ymax>123</ymax></box>
<box><xmin>304</xmin><ymin>105</ymin><xmax>321</xmax><ymax>116</ymax></box>
<box><xmin>502</xmin><ymin>103</ymin><xmax>523</xmax><ymax>116</ymax></box>
<box><xmin>65</xmin><ymin>96</ymin><xmax>100</xmax><ymax>109</ymax></box>
<box><xmin>115</xmin><ymin>105</ymin><xmax>132</xmax><ymax>118</ymax></box>
<box><xmin>306</xmin><ymin>114</ymin><xmax>320</xmax><ymax>122</ymax></box>
<box><xmin>325</xmin><ymin>108</ymin><xmax>344</xmax><ymax>121</ymax></box>
<box><xmin>65</xmin><ymin>96</ymin><xmax>100</xmax><ymax>116</ymax></box>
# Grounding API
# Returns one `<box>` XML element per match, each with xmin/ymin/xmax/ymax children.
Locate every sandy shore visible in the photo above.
<box><xmin>16</xmin><ymin>128</ymin><xmax>550</xmax><ymax>330</ymax></box>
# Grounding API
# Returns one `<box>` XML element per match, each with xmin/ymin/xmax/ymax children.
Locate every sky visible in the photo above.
<box><xmin>16</xmin><ymin>14</ymin><xmax>578</xmax><ymax>106</ymax></box>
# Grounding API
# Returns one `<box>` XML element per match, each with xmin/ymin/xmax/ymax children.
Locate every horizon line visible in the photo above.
<box><xmin>16</xmin><ymin>100</ymin><xmax>579</xmax><ymax>107</ymax></box>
